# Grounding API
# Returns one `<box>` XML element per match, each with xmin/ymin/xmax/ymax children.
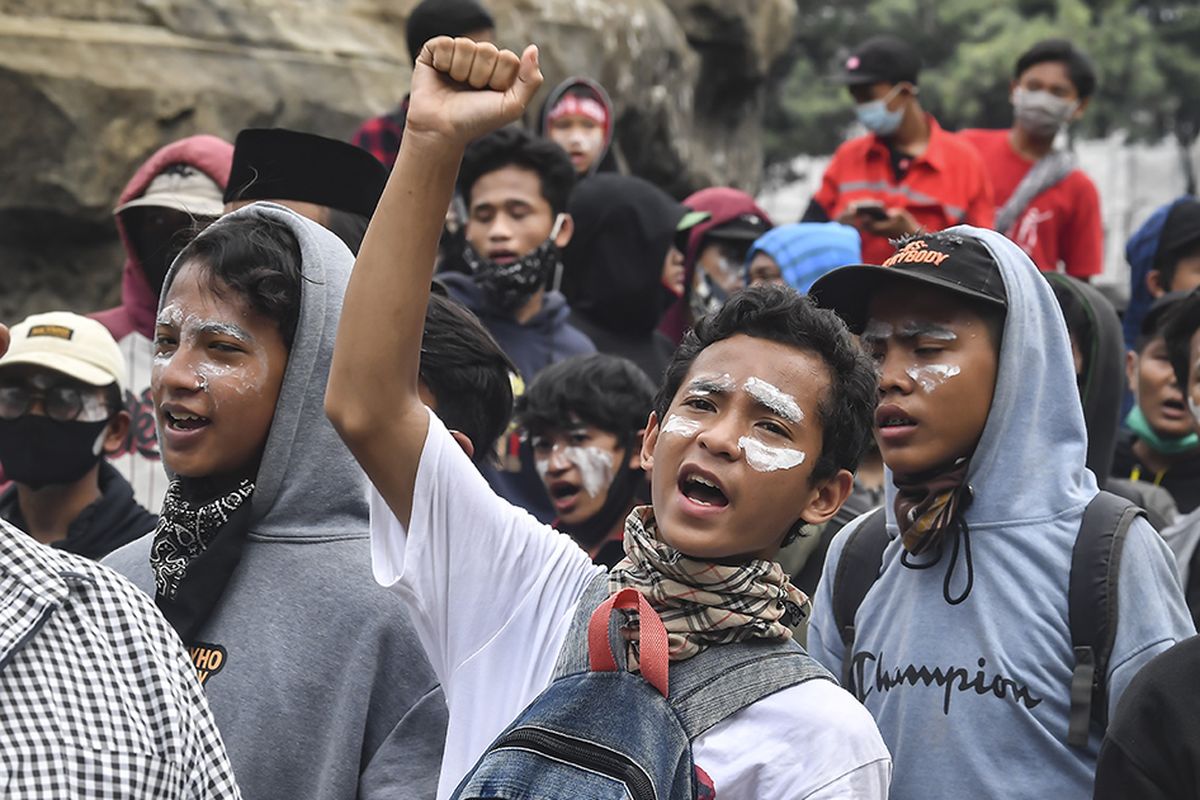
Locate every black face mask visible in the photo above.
<box><xmin>0</xmin><ymin>416</ymin><xmax>109</xmax><ymax>490</ymax></box>
<box><xmin>462</xmin><ymin>216</ymin><xmax>566</xmax><ymax>314</ymax></box>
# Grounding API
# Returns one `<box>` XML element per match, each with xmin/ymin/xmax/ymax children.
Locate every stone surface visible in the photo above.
<box><xmin>0</xmin><ymin>0</ymin><xmax>794</xmax><ymax>320</ymax></box>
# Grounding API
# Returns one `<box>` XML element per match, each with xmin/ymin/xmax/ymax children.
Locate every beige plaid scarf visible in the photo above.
<box><xmin>608</xmin><ymin>506</ymin><xmax>808</xmax><ymax>667</ymax></box>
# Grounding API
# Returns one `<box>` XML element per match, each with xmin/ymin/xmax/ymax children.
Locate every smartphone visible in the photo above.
<box><xmin>854</xmin><ymin>202</ymin><xmax>888</xmax><ymax>222</ymax></box>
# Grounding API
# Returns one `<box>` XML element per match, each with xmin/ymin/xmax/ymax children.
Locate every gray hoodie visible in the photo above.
<box><xmin>105</xmin><ymin>203</ymin><xmax>447</xmax><ymax>800</ymax></box>
<box><xmin>808</xmin><ymin>226</ymin><xmax>1194</xmax><ymax>800</ymax></box>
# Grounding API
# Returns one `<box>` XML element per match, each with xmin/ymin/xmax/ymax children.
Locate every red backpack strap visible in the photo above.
<box><xmin>587</xmin><ymin>588</ymin><xmax>670</xmax><ymax>697</ymax></box>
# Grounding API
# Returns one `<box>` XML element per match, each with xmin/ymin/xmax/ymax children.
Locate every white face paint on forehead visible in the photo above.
<box><xmin>863</xmin><ymin>317</ymin><xmax>960</xmax><ymax>342</ymax></box>
<box><xmin>739</xmin><ymin>436</ymin><xmax>806</xmax><ymax>472</ymax></box>
<box><xmin>862</xmin><ymin>319</ymin><xmax>893</xmax><ymax>341</ymax></box>
<box><xmin>152</xmin><ymin>302</ymin><xmax>270</xmax><ymax>401</ymax></box>
<box><xmin>687</xmin><ymin>374</ymin><xmax>736</xmax><ymax>396</ymax></box>
<box><xmin>906</xmin><ymin>364</ymin><xmax>961</xmax><ymax>393</ymax></box>
<box><xmin>743</xmin><ymin>377</ymin><xmax>804</xmax><ymax>423</ymax></box>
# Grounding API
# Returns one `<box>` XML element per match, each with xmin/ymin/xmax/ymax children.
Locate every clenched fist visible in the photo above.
<box><xmin>404</xmin><ymin>37</ymin><xmax>544</xmax><ymax>148</ymax></box>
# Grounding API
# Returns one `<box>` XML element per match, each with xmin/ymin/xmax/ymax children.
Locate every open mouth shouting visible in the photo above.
<box><xmin>676</xmin><ymin>464</ymin><xmax>730</xmax><ymax>517</ymax></box>
<box><xmin>548</xmin><ymin>479</ymin><xmax>582</xmax><ymax>513</ymax></box>
<box><xmin>1160</xmin><ymin>396</ymin><xmax>1188</xmax><ymax>422</ymax></box>
<box><xmin>160</xmin><ymin>403</ymin><xmax>213</xmax><ymax>447</ymax></box>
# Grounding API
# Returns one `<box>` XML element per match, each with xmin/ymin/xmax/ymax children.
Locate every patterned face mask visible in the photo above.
<box><xmin>462</xmin><ymin>214</ymin><xmax>566</xmax><ymax>314</ymax></box>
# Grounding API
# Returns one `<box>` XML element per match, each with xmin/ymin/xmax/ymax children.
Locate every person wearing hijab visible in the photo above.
<box><xmin>561</xmin><ymin>173</ymin><xmax>684</xmax><ymax>379</ymax></box>
<box><xmin>744</xmin><ymin>222</ymin><xmax>862</xmax><ymax>292</ymax></box>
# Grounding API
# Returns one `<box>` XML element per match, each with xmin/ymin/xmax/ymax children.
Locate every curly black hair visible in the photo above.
<box><xmin>655</xmin><ymin>284</ymin><xmax>878</xmax><ymax>483</ymax></box>
<box><xmin>517</xmin><ymin>353</ymin><xmax>656</xmax><ymax>439</ymax></box>
<box><xmin>174</xmin><ymin>214</ymin><xmax>304</xmax><ymax>349</ymax></box>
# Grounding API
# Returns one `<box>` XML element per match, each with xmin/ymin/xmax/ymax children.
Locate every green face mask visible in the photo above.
<box><xmin>1125</xmin><ymin>404</ymin><xmax>1200</xmax><ymax>455</ymax></box>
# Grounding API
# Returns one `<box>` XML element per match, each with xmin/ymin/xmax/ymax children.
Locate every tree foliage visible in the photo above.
<box><xmin>763</xmin><ymin>0</ymin><xmax>1200</xmax><ymax>163</ymax></box>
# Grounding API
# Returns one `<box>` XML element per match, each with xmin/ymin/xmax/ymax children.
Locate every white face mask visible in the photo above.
<box><xmin>1012</xmin><ymin>87</ymin><xmax>1078</xmax><ymax>139</ymax></box>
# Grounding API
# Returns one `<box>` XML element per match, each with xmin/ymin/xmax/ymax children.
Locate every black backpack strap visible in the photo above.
<box><xmin>831</xmin><ymin>507</ymin><xmax>889</xmax><ymax>693</ymax></box>
<box><xmin>1066</xmin><ymin>490</ymin><xmax>1144</xmax><ymax>748</ymax></box>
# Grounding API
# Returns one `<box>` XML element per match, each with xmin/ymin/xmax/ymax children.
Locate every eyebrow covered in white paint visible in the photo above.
<box><xmin>743</xmin><ymin>377</ymin><xmax>804</xmax><ymax>423</ymax></box>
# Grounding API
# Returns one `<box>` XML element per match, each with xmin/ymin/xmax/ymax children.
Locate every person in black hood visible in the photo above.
<box><xmin>561</xmin><ymin>173</ymin><xmax>684</xmax><ymax>380</ymax></box>
<box><xmin>516</xmin><ymin>353</ymin><xmax>654</xmax><ymax>566</ymax></box>
<box><xmin>1046</xmin><ymin>273</ymin><xmax>1178</xmax><ymax>529</ymax></box>
<box><xmin>0</xmin><ymin>312</ymin><xmax>155</xmax><ymax>559</ymax></box>
<box><xmin>537</xmin><ymin>77</ymin><xmax>619</xmax><ymax>178</ymax></box>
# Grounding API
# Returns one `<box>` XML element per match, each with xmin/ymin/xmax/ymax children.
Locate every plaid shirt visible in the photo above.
<box><xmin>0</xmin><ymin>520</ymin><xmax>240</xmax><ymax>798</ymax></box>
<box><xmin>350</xmin><ymin>96</ymin><xmax>410</xmax><ymax>170</ymax></box>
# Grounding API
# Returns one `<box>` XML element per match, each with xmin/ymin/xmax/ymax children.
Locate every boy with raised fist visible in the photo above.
<box><xmin>327</xmin><ymin>37</ymin><xmax>891</xmax><ymax>799</ymax></box>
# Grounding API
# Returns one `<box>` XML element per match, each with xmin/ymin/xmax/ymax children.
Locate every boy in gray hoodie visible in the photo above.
<box><xmin>104</xmin><ymin>204</ymin><xmax>446</xmax><ymax>800</ymax></box>
<box><xmin>807</xmin><ymin>230</ymin><xmax>1194</xmax><ymax>799</ymax></box>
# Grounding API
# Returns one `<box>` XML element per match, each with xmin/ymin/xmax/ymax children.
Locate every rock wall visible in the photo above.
<box><xmin>0</xmin><ymin>0</ymin><xmax>794</xmax><ymax>320</ymax></box>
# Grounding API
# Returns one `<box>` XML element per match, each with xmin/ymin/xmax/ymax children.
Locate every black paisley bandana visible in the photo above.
<box><xmin>462</xmin><ymin>216</ymin><xmax>565</xmax><ymax>313</ymax></box>
<box><xmin>150</xmin><ymin>478</ymin><xmax>254</xmax><ymax>643</ymax></box>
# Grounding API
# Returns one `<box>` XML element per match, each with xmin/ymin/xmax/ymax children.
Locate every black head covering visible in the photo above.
<box><xmin>406</xmin><ymin>0</ymin><xmax>496</xmax><ymax>62</ymax></box>
<box><xmin>561</xmin><ymin>174</ymin><xmax>686</xmax><ymax>334</ymax></box>
<box><xmin>224</xmin><ymin>128</ymin><xmax>388</xmax><ymax>219</ymax></box>
<box><xmin>1156</xmin><ymin>198</ymin><xmax>1200</xmax><ymax>270</ymax></box>
<box><xmin>1045</xmin><ymin>272</ymin><xmax>1124</xmax><ymax>487</ymax></box>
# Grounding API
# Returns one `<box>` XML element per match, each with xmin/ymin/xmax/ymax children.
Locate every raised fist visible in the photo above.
<box><xmin>405</xmin><ymin>37</ymin><xmax>544</xmax><ymax>147</ymax></box>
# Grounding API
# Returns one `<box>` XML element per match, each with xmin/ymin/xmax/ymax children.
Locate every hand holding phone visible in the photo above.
<box><xmin>853</xmin><ymin>201</ymin><xmax>888</xmax><ymax>222</ymax></box>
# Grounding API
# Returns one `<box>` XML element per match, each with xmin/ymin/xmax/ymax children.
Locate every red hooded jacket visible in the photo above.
<box><xmin>658</xmin><ymin>188</ymin><xmax>774</xmax><ymax>343</ymax></box>
<box><xmin>89</xmin><ymin>135</ymin><xmax>233</xmax><ymax>514</ymax></box>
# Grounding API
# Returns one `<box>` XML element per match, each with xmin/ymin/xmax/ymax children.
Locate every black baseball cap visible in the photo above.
<box><xmin>836</xmin><ymin>35</ymin><xmax>921</xmax><ymax>87</ymax></box>
<box><xmin>810</xmin><ymin>233</ymin><xmax>1008</xmax><ymax>333</ymax></box>
<box><xmin>707</xmin><ymin>213</ymin><xmax>772</xmax><ymax>243</ymax></box>
<box><xmin>224</xmin><ymin>128</ymin><xmax>389</xmax><ymax>219</ymax></box>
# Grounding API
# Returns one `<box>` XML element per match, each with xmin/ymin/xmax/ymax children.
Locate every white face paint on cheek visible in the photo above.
<box><xmin>661</xmin><ymin>415</ymin><xmax>702</xmax><ymax>439</ymax></box>
<box><xmin>739</xmin><ymin>436</ymin><xmax>806</xmax><ymax>472</ymax></box>
<box><xmin>562</xmin><ymin>446</ymin><xmax>615</xmax><ymax>497</ymax></box>
<box><xmin>743</xmin><ymin>377</ymin><xmax>804</xmax><ymax>423</ymax></box>
<box><xmin>1189</xmin><ymin>396</ymin><xmax>1200</xmax><ymax>426</ymax></box>
<box><xmin>906</xmin><ymin>364</ymin><xmax>961</xmax><ymax>393</ymax></box>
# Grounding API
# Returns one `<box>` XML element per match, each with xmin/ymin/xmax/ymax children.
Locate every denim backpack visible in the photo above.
<box><xmin>450</xmin><ymin>574</ymin><xmax>832</xmax><ymax>799</ymax></box>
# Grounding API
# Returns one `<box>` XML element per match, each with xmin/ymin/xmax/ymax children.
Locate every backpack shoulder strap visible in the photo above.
<box><xmin>1066</xmin><ymin>490</ymin><xmax>1144</xmax><ymax>748</ymax></box>
<box><xmin>667</xmin><ymin>638</ymin><xmax>833</xmax><ymax>739</ymax></box>
<box><xmin>553</xmin><ymin>573</ymin><xmax>834</xmax><ymax>741</ymax></box>
<box><xmin>831</xmin><ymin>507</ymin><xmax>890</xmax><ymax>692</ymax></box>
<box><xmin>552</xmin><ymin>572</ymin><xmax>612</xmax><ymax>679</ymax></box>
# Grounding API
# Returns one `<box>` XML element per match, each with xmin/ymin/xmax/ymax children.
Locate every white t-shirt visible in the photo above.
<box><xmin>370</xmin><ymin>409</ymin><xmax>891</xmax><ymax>799</ymax></box>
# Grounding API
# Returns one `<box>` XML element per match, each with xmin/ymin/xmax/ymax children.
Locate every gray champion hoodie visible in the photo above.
<box><xmin>105</xmin><ymin>203</ymin><xmax>447</xmax><ymax>800</ymax></box>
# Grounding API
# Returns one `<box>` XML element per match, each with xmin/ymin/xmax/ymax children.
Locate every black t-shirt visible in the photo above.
<box><xmin>1095</xmin><ymin>637</ymin><xmax>1200</xmax><ymax>800</ymax></box>
<box><xmin>1111</xmin><ymin>430</ymin><xmax>1200</xmax><ymax>514</ymax></box>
